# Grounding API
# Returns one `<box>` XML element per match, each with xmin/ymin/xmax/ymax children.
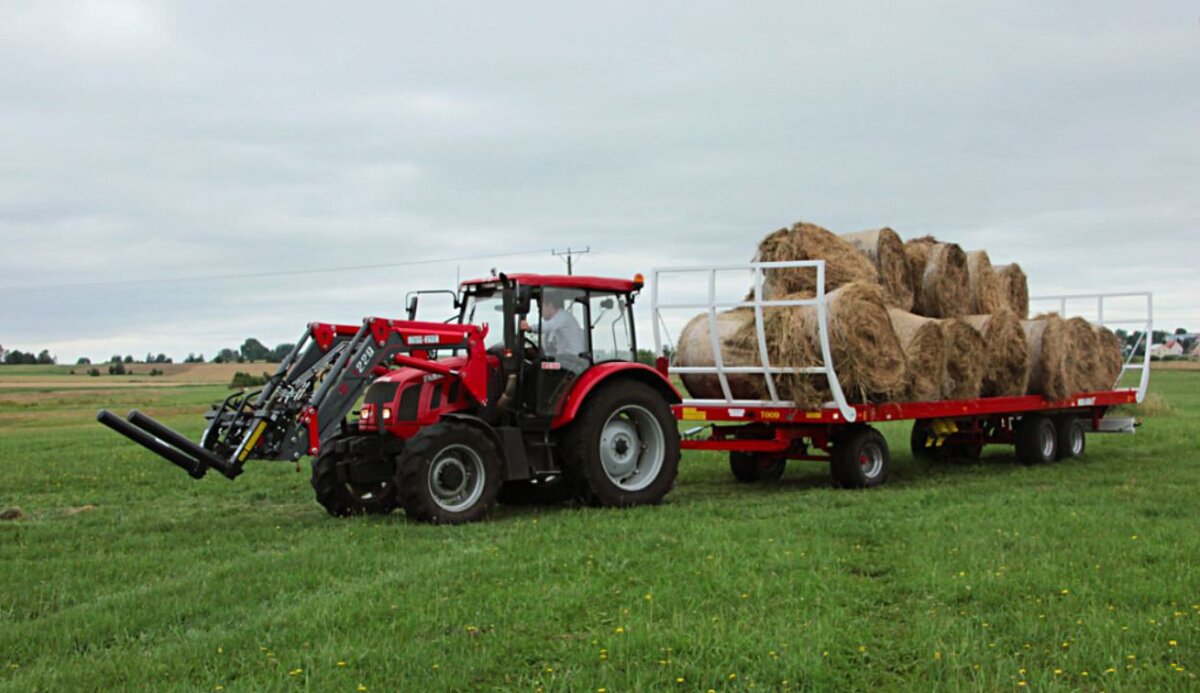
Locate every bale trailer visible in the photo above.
<box><xmin>650</xmin><ymin>260</ymin><xmax>1153</xmax><ymax>488</ymax></box>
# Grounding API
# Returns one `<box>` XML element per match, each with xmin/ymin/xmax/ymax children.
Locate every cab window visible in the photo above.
<box><xmin>589</xmin><ymin>292</ymin><xmax>634</xmax><ymax>362</ymax></box>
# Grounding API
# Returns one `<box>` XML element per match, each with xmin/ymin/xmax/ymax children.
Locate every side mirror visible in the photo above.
<box><xmin>600</xmin><ymin>298</ymin><xmax>614</xmax><ymax>309</ymax></box>
<box><xmin>515</xmin><ymin>285</ymin><xmax>532</xmax><ymax>315</ymax></box>
<box><xmin>406</xmin><ymin>295</ymin><xmax>419</xmax><ymax>320</ymax></box>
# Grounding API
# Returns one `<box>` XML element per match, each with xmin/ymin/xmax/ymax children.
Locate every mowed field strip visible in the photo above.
<box><xmin>1</xmin><ymin>368</ymin><xmax>1197</xmax><ymax>690</ymax></box>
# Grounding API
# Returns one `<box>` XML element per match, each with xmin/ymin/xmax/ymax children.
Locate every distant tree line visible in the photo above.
<box><xmin>0</xmin><ymin>346</ymin><xmax>56</xmax><ymax>365</ymax></box>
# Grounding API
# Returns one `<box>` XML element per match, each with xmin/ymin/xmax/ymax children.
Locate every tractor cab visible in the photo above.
<box><xmin>457</xmin><ymin>273</ymin><xmax>643</xmax><ymax>421</ymax></box>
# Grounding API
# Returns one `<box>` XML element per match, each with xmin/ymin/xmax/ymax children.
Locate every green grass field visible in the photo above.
<box><xmin>2</xmin><ymin>372</ymin><xmax>1197</xmax><ymax>691</ymax></box>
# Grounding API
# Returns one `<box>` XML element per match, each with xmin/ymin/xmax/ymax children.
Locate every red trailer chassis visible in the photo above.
<box><xmin>675</xmin><ymin>388</ymin><xmax>1138</xmax><ymax>458</ymax></box>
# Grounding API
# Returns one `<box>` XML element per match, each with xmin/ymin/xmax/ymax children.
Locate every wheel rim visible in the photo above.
<box><xmin>1040</xmin><ymin>425</ymin><xmax>1055</xmax><ymax>459</ymax></box>
<box><xmin>858</xmin><ymin>441</ymin><xmax>884</xmax><ymax>479</ymax></box>
<box><xmin>1070</xmin><ymin>426</ymin><xmax>1084</xmax><ymax>455</ymax></box>
<box><xmin>599</xmin><ymin>404</ymin><xmax>665</xmax><ymax>491</ymax></box>
<box><xmin>428</xmin><ymin>444</ymin><xmax>485</xmax><ymax>512</ymax></box>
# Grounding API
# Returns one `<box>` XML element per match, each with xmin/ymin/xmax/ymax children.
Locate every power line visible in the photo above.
<box><xmin>0</xmin><ymin>248</ymin><xmax>556</xmax><ymax>292</ymax></box>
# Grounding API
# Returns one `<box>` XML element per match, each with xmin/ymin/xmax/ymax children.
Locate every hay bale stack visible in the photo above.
<box><xmin>746</xmin><ymin>282</ymin><xmax>906</xmax><ymax>406</ymax></box>
<box><xmin>961</xmin><ymin>311</ymin><xmax>1032</xmax><ymax>397</ymax></box>
<box><xmin>940</xmin><ymin>318</ymin><xmax>987</xmax><ymax>400</ymax></box>
<box><xmin>994</xmin><ymin>263</ymin><xmax>1029</xmax><ymax>318</ymax></box>
<box><xmin>755</xmin><ymin>222</ymin><xmax>878</xmax><ymax>299</ymax></box>
<box><xmin>1094</xmin><ymin>326</ymin><xmax>1124</xmax><ymax>391</ymax></box>
<box><xmin>1023</xmin><ymin>315</ymin><xmax>1073</xmax><ymax>400</ymax></box>
<box><xmin>887</xmin><ymin>309</ymin><xmax>946</xmax><ymax>402</ymax></box>
<box><xmin>966</xmin><ymin>250</ymin><xmax>1005</xmax><ymax>314</ymax></box>
<box><xmin>904</xmin><ymin>237</ymin><xmax>971</xmax><ymax>318</ymax></box>
<box><xmin>842</xmin><ymin>228</ymin><xmax>915</xmax><ymax>311</ymax></box>
<box><xmin>675</xmin><ymin>310</ymin><xmax>766</xmax><ymax>401</ymax></box>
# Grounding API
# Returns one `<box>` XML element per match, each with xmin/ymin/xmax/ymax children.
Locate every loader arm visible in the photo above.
<box><xmin>98</xmin><ymin>317</ymin><xmax>490</xmax><ymax>480</ymax></box>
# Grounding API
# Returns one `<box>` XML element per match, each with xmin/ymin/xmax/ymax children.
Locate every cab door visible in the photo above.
<box><xmin>523</xmin><ymin>288</ymin><xmax>590</xmax><ymax>416</ymax></box>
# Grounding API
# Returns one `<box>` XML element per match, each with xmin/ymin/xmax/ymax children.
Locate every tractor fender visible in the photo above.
<box><xmin>439</xmin><ymin>413</ymin><xmax>531</xmax><ymax>481</ymax></box>
<box><xmin>550</xmin><ymin>362</ymin><xmax>682</xmax><ymax>430</ymax></box>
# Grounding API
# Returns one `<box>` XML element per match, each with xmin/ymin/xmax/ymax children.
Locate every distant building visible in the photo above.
<box><xmin>1151</xmin><ymin>340</ymin><xmax>1185</xmax><ymax>358</ymax></box>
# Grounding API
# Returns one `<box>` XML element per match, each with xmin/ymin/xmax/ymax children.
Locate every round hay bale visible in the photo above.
<box><xmin>904</xmin><ymin>238</ymin><xmax>971</xmax><ymax>318</ymax></box>
<box><xmin>887</xmin><ymin>309</ymin><xmax>946</xmax><ymax>402</ymax></box>
<box><xmin>1094</xmin><ymin>326</ymin><xmax>1124</xmax><ymax>391</ymax></box>
<box><xmin>1022</xmin><ymin>315</ymin><xmax>1073</xmax><ymax>400</ymax></box>
<box><xmin>755</xmin><ymin>222</ymin><xmax>878</xmax><ymax>299</ymax></box>
<box><xmin>994</xmin><ymin>263</ymin><xmax>1029</xmax><ymax>318</ymax></box>
<box><xmin>842</xmin><ymin>228</ymin><xmax>915</xmax><ymax>311</ymax></box>
<box><xmin>732</xmin><ymin>282</ymin><xmax>906</xmax><ymax>406</ymax></box>
<box><xmin>965</xmin><ymin>250</ymin><xmax>1006</xmax><ymax>314</ymax></box>
<box><xmin>961</xmin><ymin>310</ymin><xmax>1031</xmax><ymax>397</ymax></box>
<box><xmin>675</xmin><ymin>310</ymin><xmax>766</xmax><ymax>400</ymax></box>
<box><xmin>1064</xmin><ymin>317</ymin><xmax>1100</xmax><ymax>392</ymax></box>
<box><xmin>940</xmin><ymin>318</ymin><xmax>987</xmax><ymax>400</ymax></box>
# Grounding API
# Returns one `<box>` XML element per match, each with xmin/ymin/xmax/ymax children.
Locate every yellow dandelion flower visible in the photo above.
<box><xmin>1169</xmin><ymin>640</ymin><xmax>1178</xmax><ymax>647</ymax></box>
<box><xmin>934</xmin><ymin>651</ymin><xmax>941</xmax><ymax>661</ymax></box>
<box><xmin>857</xmin><ymin>645</ymin><xmax>867</xmax><ymax>653</ymax></box>
<box><xmin>615</xmin><ymin>626</ymin><xmax>625</xmax><ymax>634</ymax></box>
<box><xmin>676</xmin><ymin>677</ymin><xmax>684</xmax><ymax>684</ymax></box>
<box><xmin>1081</xmin><ymin>671</ymin><xmax>1089</xmax><ymax>677</ymax></box>
<box><xmin>338</xmin><ymin>661</ymin><xmax>347</xmax><ymax>667</ymax></box>
<box><xmin>214</xmin><ymin>687</ymin><xmax>224</xmax><ymax>692</ymax></box>
<box><xmin>741</xmin><ymin>593</ymin><xmax>750</xmax><ymax>600</ymax></box>
<box><xmin>432</xmin><ymin>664</ymin><xmax>440</xmax><ymax>670</ymax></box>
<box><xmin>357</xmin><ymin>686</ymin><xmax>367</xmax><ymax>692</ymax></box>
<box><xmin>729</xmin><ymin>673</ymin><xmax>737</xmax><ymax>680</ymax></box>
<box><xmin>288</xmin><ymin>668</ymin><xmax>303</xmax><ymax>676</ymax></box>
<box><xmin>598</xmin><ymin>689</ymin><xmax>607</xmax><ymax>693</ymax></box>
<box><xmin>216</xmin><ymin>647</ymin><xmax>223</xmax><ymax>654</ymax></box>
<box><xmin>1018</xmin><ymin>682</ymin><xmax>1027</xmax><ymax>688</ymax></box>
<box><xmin>1054</xmin><ymin>669</ymin><xmax>1063</xmax><ymax>675</ymax></box>
<box><xmin>644</xmin><ymin>593</ymin><xmax>653</xmax><ymax>602</ymax></box>
<box><xmin>1105</xmin><ymin>668</ymin><xmax>1116</xmax><ymax>674</ymax></box>
<box><xmin>1061</xmin><ymin>589</ymin><xmax>1070</xmax><ymax>595</ymax></box>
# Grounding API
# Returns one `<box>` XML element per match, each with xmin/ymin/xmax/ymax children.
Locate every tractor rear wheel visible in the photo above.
<box><xmin>396</xmin><ymin>421</ymin><xmax>502</xmax><ymax>524</ymax></box>
<box><xmin>564</xmin><ymin>381</ymin><xmax>680</xmax><ymax>507</ymax></box>
<box><xmin>729</xmin><ymin>451</ymin><xmax>786</xmax><ymax>483</ymax></box>
<box><xmin>311</xmin><ymin>437</ymin><xmax>398</xmax><ymax>517</ymax></box>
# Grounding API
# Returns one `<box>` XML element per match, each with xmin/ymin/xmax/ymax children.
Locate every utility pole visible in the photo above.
<box><xmin>552</xmin><ymin>246</ymin><xmax>590</xmax><ymax>275</ymax></box>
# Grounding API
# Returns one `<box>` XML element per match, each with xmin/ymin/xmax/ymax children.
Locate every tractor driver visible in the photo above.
<box><xmin>520</xmin><ymin>290</ymin><xmax>587</xmax><ymax>372</ymax></box>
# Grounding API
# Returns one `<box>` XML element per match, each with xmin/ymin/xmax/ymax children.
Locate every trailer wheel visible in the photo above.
<box><xmin>1015</xmin><ymin>415</ymin><xmax>1057</xmax><ymax>466</ymax></box>
<box><xmin>396</xmin><ymin>422</ymin><xmax>502</xmax><ymax>524</ymax></box>
<box><xmin>1054</xmin><ymin>417</ymin><xmax>1086</xmax><ymax>460</ymax></box>
<box><xmin>311</xmin><ymin>439</ymin><xmax>397</xmax><ymax>517</ymax></box>
<box><xmin>729</xmin><ymin>452</ymin><xmax>786</xmax><ymax>483</ymax></box>
<box><xmin>831</xmin><ymin>426</ymin><xmax>890</xmax><ymax>489</ymax></box>
<box><xmin>564</xmin><ymin>381</ymin><xmax>680</xmax><ymax>507</ymax></box>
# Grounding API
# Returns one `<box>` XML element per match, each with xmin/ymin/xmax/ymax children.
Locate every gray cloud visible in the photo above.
<box><xmin>1</xmin><ymin>0</ymin><xmax>1197</xmax><ymax>361</ymax></box>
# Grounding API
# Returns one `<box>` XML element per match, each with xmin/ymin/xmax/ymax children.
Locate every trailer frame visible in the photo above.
<box><xmin>651</xmin><ymin>261</ymin><xmax>1152</xmax><ymax>484</ymax></box>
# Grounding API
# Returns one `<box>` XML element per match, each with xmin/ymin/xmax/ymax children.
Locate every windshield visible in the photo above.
<box><xmin>461</xmin><ymin>290</ymin><xmax>506</xmax><ymax>350</ymax></box>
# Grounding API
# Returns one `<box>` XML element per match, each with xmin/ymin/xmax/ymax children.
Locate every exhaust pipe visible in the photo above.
<box><xmin>97</xmin><ymin>410</ymin><xmax>207</xmax><ymax>479</ymax></box>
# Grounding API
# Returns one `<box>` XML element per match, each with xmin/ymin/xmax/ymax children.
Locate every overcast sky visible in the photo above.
<box><xmin>1</xmin><ymin>0</ymin><xmax>1196</xmax><ymax>362</ymax></box>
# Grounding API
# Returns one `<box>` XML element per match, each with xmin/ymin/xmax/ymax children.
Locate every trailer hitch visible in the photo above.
<box><xmin>97</xmin><ymin>409</ymin><xmax>243</xmax><ymax>480</ymax></box>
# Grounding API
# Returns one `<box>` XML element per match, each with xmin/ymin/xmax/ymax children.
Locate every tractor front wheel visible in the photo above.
<box><xmin>311</xmin><ymin>437</ymin><xmax>398</xmax><ymax>517</ymax></box>
<box><xmin>396</xmin><ymin>422</ymin><xmax>502</xmax><ymax>524</ymax></box>
<box><xmin>564</xmin><ymin>381</ymin><xmax>680</xmax><ymax>507</ymax></box>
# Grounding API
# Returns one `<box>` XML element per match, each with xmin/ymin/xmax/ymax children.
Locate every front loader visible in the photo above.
<box><xmin>99</xmin><ymin>273</ymin><xmax>682</xmax><ymax>524</ymax></box>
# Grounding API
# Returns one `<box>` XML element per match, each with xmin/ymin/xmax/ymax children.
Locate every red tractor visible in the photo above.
<box><xmin>99</xmin><ymin>273</ymin><xmax>682</xmax><ymax>523</ymax></box>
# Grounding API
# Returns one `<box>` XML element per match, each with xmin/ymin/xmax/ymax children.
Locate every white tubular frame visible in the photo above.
<box><xmin>1029</xmin><ymin>291</ymin><xmax>1153</xmax><ymax>403</ymax></box>
<box><xmin>651</xmin><ymin>260</ymin><xmax>857</xmax><ymax>423</ymax></box>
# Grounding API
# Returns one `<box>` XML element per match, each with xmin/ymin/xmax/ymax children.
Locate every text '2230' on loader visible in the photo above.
<box><xmin>98</xmin><ymin>273</ymin><xmax>682</xmax><ymax>524</ymax></box>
